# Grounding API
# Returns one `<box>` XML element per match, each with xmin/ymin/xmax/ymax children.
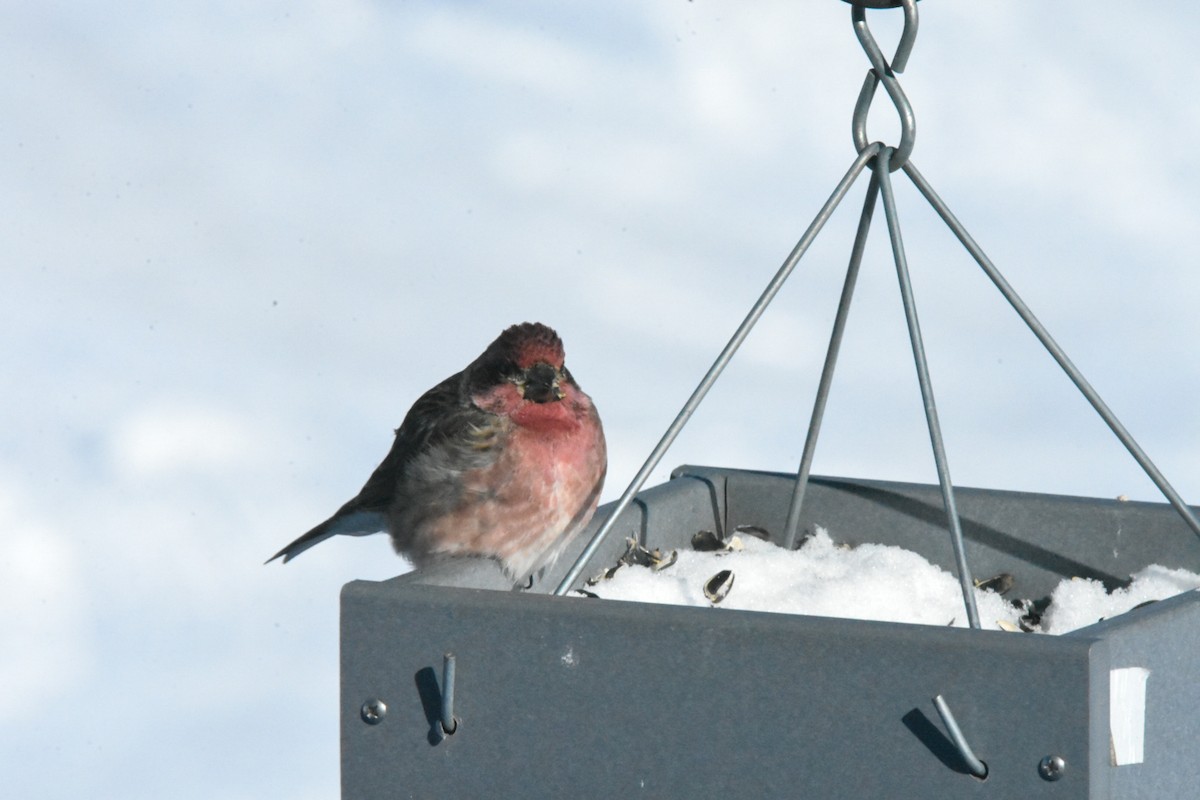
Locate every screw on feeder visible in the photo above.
<box><xmin>1039</xmin><ymin>754</ymin><xmax>1067</xmax><ymax>782</ymax></box>
<box><xmin>360</xmin><ymin>698</ymin><xmax>387</xmax><ymax>725</ymax></box>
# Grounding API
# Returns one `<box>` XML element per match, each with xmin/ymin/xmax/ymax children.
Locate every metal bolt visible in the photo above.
<box><xmin>360</xmin><ymin>698</ymin><xmax>387</xmax><ymax>725</ymax></box>
<box><xmin>1038</xmin><ymin>755</ymin><xmax>1066</xmax><ymax>782</ymax></box>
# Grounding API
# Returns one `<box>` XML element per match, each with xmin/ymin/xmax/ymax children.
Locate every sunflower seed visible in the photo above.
<box><xmin>704</xmin><ymin>570</ymin><xmax>735</xmax><ymax>604</ymax></box>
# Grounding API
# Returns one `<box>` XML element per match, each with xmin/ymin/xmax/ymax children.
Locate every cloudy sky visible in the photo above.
<box><xmin>4</xmin><ymin>1</ymin><xmax>1200</xmax><ymax>796</ymax></box>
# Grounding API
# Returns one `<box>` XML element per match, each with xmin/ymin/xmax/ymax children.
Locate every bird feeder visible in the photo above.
<box><xmin>338</xmin><ymin>2</ymin><xmax>1200</xmax><ymax>796</ymax></box>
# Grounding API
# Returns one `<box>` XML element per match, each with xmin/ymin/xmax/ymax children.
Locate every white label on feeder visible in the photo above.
<box><xmin>1109</xmin><ymin>667</ymin><xmax>1150</xmax><ymax>766</ymax></box>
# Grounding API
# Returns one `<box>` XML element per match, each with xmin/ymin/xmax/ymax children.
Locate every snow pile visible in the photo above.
<box><xmin>581</xmin><ymin>528</ymin><xmax>1200</xmax><ymax>635</ymax></box>
<box><xmin>1041</xmin><ymin>565</ymin><xmax>1200</xmax><ymax>633</ymax></box>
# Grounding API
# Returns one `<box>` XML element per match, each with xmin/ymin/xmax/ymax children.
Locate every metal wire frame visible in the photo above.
<box><xmin>555</xmin><ymin>0</ymin><xmax>1200</xmax><ymax>611</ymax></box>
<box><xmin>775</xmin><ymin>146</ymin><xmax>982</xmax><ymax>632</ymax></box>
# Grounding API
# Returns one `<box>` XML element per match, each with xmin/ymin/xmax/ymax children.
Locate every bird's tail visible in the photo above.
<box><xmin>265</xmin><ymin>509</ymin><xmax>387</xmax><ymax>564</ymax></box>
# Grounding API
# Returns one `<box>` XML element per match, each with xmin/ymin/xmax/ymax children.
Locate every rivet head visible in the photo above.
<box><xmin>360</xmin><ymin>699</ymin><xmax>387</xmax><ymax>725</ymax></box>
<box><xmin>1038</xmin><ymin>754</ymin><xmax>1066</xmax><ymax>781</ymax></box>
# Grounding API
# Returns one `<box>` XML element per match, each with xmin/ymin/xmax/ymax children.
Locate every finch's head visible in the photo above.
<box><xmin>468</xmin><ymin>323</ymin><xmax>582</xmax><ymax>411</ymax></box>
<box><xmin>488</xmin><ymin>322</ymin><xmax>566</xmax><ymax>371</ymax></box>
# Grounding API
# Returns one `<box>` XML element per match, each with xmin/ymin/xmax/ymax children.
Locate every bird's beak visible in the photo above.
<box><xmin>521</xmin><ymin>362</ymin><xmax>562</xmax><ymax>404</ymax></box>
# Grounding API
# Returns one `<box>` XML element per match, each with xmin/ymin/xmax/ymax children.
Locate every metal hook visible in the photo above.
<box><xmin>849</xmin><ymin>0</ymin><xmax>918</xmax><ymax>171</ymax></box>
<box><xmin>892</xmin><ymin>0</ymin><xmax>919</xmax><ymax>73</ymax></box>
<box><xmin>440</xmin><ymin>653</ymin><xmax>458</xmax><ymax>735</ymax></box>
<box><xmin>852</xmin><ymin>71</ymin><xmax>916</xmax><ymax>171</ymax></box>
<box><xmin>849</xmin><ymin>0</ymin><xmax>918</xmax><ymax>74</ymax></box>
<box><xmin>932</xmin><ymin>694</ymin><xmax>988</xmax><ymax>779</ymax></box>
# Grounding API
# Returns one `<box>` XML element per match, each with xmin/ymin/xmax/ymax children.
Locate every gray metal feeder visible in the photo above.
<box><xmin>339</xmin><ymin>2</ymin><xmax>1200</xmax><ymax>797</ymax></box>
<box><xmin>342</xmin><ymin>467</ymin><xmax>1200</xmax><ymax>799</ymax></box>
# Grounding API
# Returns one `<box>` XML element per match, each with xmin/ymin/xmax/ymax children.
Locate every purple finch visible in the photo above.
<box><xmin>268</xmin><ymin>322</ymin><xmax>606</xmax><ymax>583</ymax></box>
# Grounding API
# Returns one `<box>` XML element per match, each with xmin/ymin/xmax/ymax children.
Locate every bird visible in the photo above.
<box><xmin>267</xmin><ymin>322</ymin><xmax>607</xmax><ymax>585</ymax></box>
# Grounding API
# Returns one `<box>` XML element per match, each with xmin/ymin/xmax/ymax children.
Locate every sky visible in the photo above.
<box><xmin>3</xmin><ymin>1</ymin><xmax>1200</xmax><ymax>797</ymax></box>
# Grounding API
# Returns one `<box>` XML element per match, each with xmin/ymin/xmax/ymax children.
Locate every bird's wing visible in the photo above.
<box><xmin>266</xmin><ymin>371</ymin><xmax>477</xmax><ymax>564</ymax></box>
<box><xmin>346</xmin><ymin>370</ymin><xmax>472</xmax><ymax>512</ymax></box>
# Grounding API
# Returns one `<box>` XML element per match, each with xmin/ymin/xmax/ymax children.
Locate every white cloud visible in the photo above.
<box><xmin>0</xmin><ymin>484</ymin><xmax>92</xmax><ymax>722</ymax></box>
<box><xmin>111</xmin><ymin>404</ymin><xmax>269</xmax><ymax>479</ymax></box>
